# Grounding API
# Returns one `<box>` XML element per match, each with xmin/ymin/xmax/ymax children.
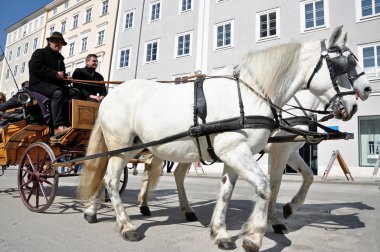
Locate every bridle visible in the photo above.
<box><xmin>306</xmin><ymin>40</ymin><xmax>365</xmax><ymax>111</ymax></box>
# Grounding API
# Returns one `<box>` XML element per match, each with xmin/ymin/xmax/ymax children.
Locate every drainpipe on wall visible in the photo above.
<box><xmin>134</xmin><ymin>0</ymin><xmax>146</xmax><ymax>79</ymax></box>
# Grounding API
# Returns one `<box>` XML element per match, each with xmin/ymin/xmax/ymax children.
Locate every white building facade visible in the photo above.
<box><xmin>111</xmin><ymin>0</ymin><xmax>380</xmax><ymax>177</ymax></box>
<box><xmin>0</xmin><ymin>8</ymin><xmax>47</xmax><ymax>98</ymax></box>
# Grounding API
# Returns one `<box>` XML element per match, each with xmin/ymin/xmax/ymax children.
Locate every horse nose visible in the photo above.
<box><xmin>352</xmin><ymin>104</ymin><xmax>358</xmax><ymax>115</ymax></box>
<box><xmin>364</xmin><ymin>86</ymin><xmax>372</xmax><ymax>93</ymax></box>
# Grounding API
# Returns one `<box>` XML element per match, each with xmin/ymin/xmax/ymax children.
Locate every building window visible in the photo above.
<box><xmin>16</xmin><ymin>46</ymin><xmax>21</xmax><ymax>58</ymax></box>
<box><xmin>361</xmin><ymin>0</ymin><xmax>380</xmax><ymax>17</ymax></box>
<box><xmin>53</xmin><ymin>7</ymin><xmax>57</xmax><ymax>15</ymax></box>
<box><xmin>150</xmin><ymin>1</ymin><xmax>161</xmax><ymax>22</ymax></box>
<box><xmin>256</xmin><ymin>8</ymin><xmax>280</xmax><ymax>41</ymax></box>
<box><xmin>102</xmin><ymin>0</ymin><xmax>109</xmax><ymax>15</ymax></box>
<box><xmin>301</xmin><ymin>0</ymin><xmax>328</xmax><ymax>31</ymax></box>
<box><xmin>214</xmin><ymin>20</ymin><xmax>233</xmax><ymax>49</ymax></box>
<box><xmin>97</xmin><ymin>30</ymin><xmax>105</xmax><ymax>46</ymax></box>
<box><xmin>85</xmin><ymin>8</ymin><xmax>92</xmax><ymax>23</ymax></box>
<box><xmin>61</xmin><ymin>20</ymin><xmax>66</xmax><ymax>34</ymax></box>
<box><xmin>124</xmin><ymin>10</ymin><xmax>134</xmax><ymax>29</ymax></box>
<box><xmin>24</xmin><ymin>42</ymin><xmax>29</xmax><ymax>55</ymax></box>
<box><xmin>14</xmin><ymin>65</ymin><xmax>18</xmax><ymax>76</ymax></box>
<box><xmin>360</xmin><ymin>44</ymin><xmax>380</xmax><ymax>79</ymax></box>
<box><xmin>359</xmin><ymin>116</ymin><xmax>380</xmax><ymax>166</ymax></box>
<box><xmin>69</xmin><ymin>42</ymin><xmax>75</xmax><ymax>56</ymax></box>
<box><xmin>65</xmin><ymin>1</ymin><xmax>69</xmax><ymax>8</ymax></box>
<box><xmin>181</xmin><ymin>0</ymin><xmax>192</xmax><ymax>12</ymax></box>
<box><xmin>21</xmin><ymin>62</ymin><xmax>26</xmax><ymax>74</ymax></box>
<box><xmin>81</xmin><ymin>37</ymin><xmax>88</xmax><ymax>52</ymax></box>
<box><xmin>8</xmin><ymin>51</ymin><xmax>12</xmax><ymax>62</ymax></box>
<box><xmin>176</xmin><ymin>32</ymin><xmax>192</xmax><ymax>57</ymax></box>
<box><xmin>145</xmin><ymin>40</ymin><xmax>159</xmax><ymax>63</ymax></box>
<box><xmin>73</xmin><ymin>14</ymin><xmax>79</xmax><ymax>29</ymax></box>
<box><xmin>49</xmin><ymin>26</ymin><xmax>55</xmax><ymax>35</ymax></box>
<box><xmin>33</xmin><ymin>38</ymin><xmax>38</xmax><ymax>50</ymax></box>
<box><xmin>119</xmin><ymin>48</ymin><xmax>131</xmax><ymax>68</ymax></box>
<box><xmin>5</xmin><ymin>69</ymin><xmax>10</xmax><ymax>79</ymax></box>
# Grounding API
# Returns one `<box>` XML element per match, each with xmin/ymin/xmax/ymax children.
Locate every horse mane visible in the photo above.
<box><xmin>236</xmin><ymin>42</ymin><xmax>302</xmax><ymax>99</ymax></box>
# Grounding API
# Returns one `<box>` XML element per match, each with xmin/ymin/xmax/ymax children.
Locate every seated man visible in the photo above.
<box><xmin>72</xmin><ymin>54</ymin><xmax>107</xmax><ymax>102</ymax></box>
<box><xmin>28</xmin><ymin>32</ymin><xmax>80</xmax><ymax>136</ymax></box>
<box><xmin>0</xmin><ymin>81</ymin><xmax>29</xmax><ymax>112</ymax></box>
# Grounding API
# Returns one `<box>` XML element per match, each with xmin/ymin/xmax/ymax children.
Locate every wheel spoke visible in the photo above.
<box><xmin>38</xmin><ymin>181</ymin><xmax>48</xmax><ymax>203</ymax></box>
<box><xmin>26</xmin><ymin>154</ymin><xmax>35</xmax><ymax>171</ymax></box>
<box><xmin>26</xmin><ymin>183</ymin><xmax>37</xmax><ymax>202</ymax></box>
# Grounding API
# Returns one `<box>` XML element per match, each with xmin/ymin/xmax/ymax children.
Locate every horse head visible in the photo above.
<box><xmin>305</xmin><ymin>26</ymin><xmax>371</xmax><ymax>121</ymax></box>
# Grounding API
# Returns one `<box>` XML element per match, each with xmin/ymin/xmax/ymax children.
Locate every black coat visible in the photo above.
<box><xmin>28</xmin><ymin>46</ymin><xmax>67</xmax><ymax>98</ymax></box>
<box><xmin>72</xmin><ymin>66</ymin><xmax>107</xmax><ymax>99</ymax></box>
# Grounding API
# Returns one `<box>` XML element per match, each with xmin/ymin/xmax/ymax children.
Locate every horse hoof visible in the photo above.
<box><xmin>140</xmin><ymin>206</ymin><xmax>151</xmax><ymax>216</ymax></box>
<box><xmin>272</xmin><ymin>224</ymin><xmax>289</xmax><ymax>234</ymax></box>
<box><xmin>242</xmin><ymin>239</ymin><xmax>260</xmax><ymax>252</ymax></box>
<box><xmin>185</xmin><ymin>212</ymin><xmax>198</xmax><ymax>222</ymax></box>
<box><xmin>217</xmin><ymin>238</ymin><xmax>236</xmax><ymax>250</ymax></box>
<box><xmin>84</xmin><ymin>213</ymin><xmax>97</xmax><ymax>223</ymax></box>
<box><xmin>283</xmin><ymin>203</ymin><xmax>293</xmax><ymax>219</ymax></box>
<box><xmin>122</xmin><ymin>230</ymin><xmax>140</xmax><ymax>241</ymax></box>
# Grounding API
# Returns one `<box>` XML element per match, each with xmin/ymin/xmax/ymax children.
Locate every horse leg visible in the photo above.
<box><xmin>138</xmin><ymin>155</ymin><xmax>162</xmax><ymax>216</ymax></box>
<box><xmin>83</xmin><ymin>184</ymin><xmax>104</xmax><ymax>223</ymax></box>
<box><xmin>268</xmin><ymin>148</ymin><xmax>292</xmax><ymax>234</ymax></box>
<box><xmin>104</xmin><ymin>155</ymin><xmax>139</xmax><ymax>241</ymax></box>
<box><xmin>209</xmin><ymin>164</ymin><xmax>238</xmax><ymax>250</ymax></box>
<box><xmin>173</xmin><ymin>163</ymin><xmax>197</xmax><ymax>221</ymax></box>
<box><xmin>283</xmin><ymin>151</ymin><xmax>314</xmax><ymax>219</ymax></box>
<box><xmin>216</xmin><ymin>145</ymin><xmax>270</xmax><ymax>252</ymax></box>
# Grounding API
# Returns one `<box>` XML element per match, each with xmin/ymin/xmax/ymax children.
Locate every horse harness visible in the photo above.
<box><xmin>306</xmin><ymin>40</ymin><xmax>365</xmax><ymax>111</ymax></box>
<box><xmin>52</xmin><ymin>40</ymin><xmax>361</xmax><ymax>167</ymax></box>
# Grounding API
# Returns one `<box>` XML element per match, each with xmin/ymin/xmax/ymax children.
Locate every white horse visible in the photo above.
<box><xmin>135</xmin><ymin>89</ymin><xmax>362</xmax><ymax>237</ymax></box>
<box><xmin>78</xmin><ymin>26</ymin><xmax>370</xmax><ymax>251</ymax></box>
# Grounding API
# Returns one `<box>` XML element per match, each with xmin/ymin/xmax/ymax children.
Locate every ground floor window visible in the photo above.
<box><xmin>358</xmin><ymin>115</ymin><xmax>380</xmax><ymax>166</ymax></box>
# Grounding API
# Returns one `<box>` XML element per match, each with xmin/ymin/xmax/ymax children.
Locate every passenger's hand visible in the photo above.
<box><xmin>56</xmin><ymin>71</ymin><xmax>65</xmax><ymax>80</ymax></box>
<box><xmin>89</xmin><ymin>95</ymin><xmax>103</xmax><ymax>102</ymax></box>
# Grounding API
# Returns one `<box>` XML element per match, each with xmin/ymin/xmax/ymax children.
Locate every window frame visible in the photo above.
<box><xmin>149</xmin><ymin>1</ymin><xmax>161</xmax><ymax>23</ymax></box>
<box><xmin>85</xmin><ymin>7</ymin><xmax>92</xmax><ymax>23</ymax></box>
<box><xmin>16</xmin><ymin>46</ymin><xmax>21</xmax><ymax>58</ymax></box>
<box><xmin>300</xmin><ymin>0</ymin><xmax>330</xmax><ymax>33</ymax></box>
<box><xmin>358</xmin><ymin>115</ymin><xmax>380</xmax><ymax>166</ymax></box>
<box><xmin>81</xmin><ymin>36</ymin><xmax>88</xmax><ymax>52</ymax></box>
<box><xmin>175</xmin><ymin>31</ymin><xmax>193</xmax><ymax>58</ymax></box>
<box><xmin>97</xmin><ymin>30</ymin><xmax>105</xmax><ymax>46</ymax></box>
<box><xmin>355</xmin><ymin>0</ymin><xmax>380</xmax><ymax>22</ymax></box>
<box><xmin>118</xmin><ymin>47</ymin><xmax>132</xmax><ymax>69</ymax></box>
<box><xmin>144</xmin><ymin>39</ymin><xmax>160</xmax><ymax>64</ymax></box>
<box><xmin>69</xmin><ymin>42</ymin><xmax>75</xmax><ymax>57</ymax></box>
<box><xmin>179</xmin><ymin>0</ymin><xmax>192</xmax><ymax>13</ymax></box>
<box><xmin>72</xmin><ymin>14</ymin><xmax>79</xmax><ymax>29</ymax></box>
<box><xmin>21</xmin><ymin>61</ymin><xmax>26</xmax><ymax>74</ymax></box>
<box><xmin>213</xmin><ymin>20</ymin><xmax>234</xmax><ymax>50</ymax></box>
<box><xmin>24</xmin><ymin>42</ymin><xmax>29</xmax><ymax>56</ymax></box>
<box><xmin>358</xmin><ymin>42</ymin><xmax>380</xmax><ymax>80</ymax></box>
<box><xmin>101</xmin><ymin>0</ymin><xmax>109</xmax><ymax>16</ymax></box>
<box><xmin>33</xmin><ymin>38</ymin><xmax>38</xmax><ymax>50</ymax></box>
<box><xmin>61</xmin><ymin>20</ymin><xmax>67</xmax><ymax>34</ymax></box>
<box><xmin>256</xmin><ymin>7</ymin><xmax>280</xmax><ymax>42</ymax></box>
<box><xmin>124</xmin><ymin>9</ymin><xmax>135</xmax><ymax>30</ymax></box>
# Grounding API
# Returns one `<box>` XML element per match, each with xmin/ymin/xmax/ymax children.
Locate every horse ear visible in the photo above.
<box><xmin>342</xmin><ymin>32</ymin><xmax>350</xmax><ymax>47</ymax></box>
<box><xmin>328</xmin><ymin>25</ymin><xmax>343</xmax><ymax>47</ymax></box>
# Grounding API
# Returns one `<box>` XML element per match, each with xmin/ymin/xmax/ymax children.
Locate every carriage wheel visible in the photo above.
<box><xmin>104</xmin><ymin>166</ymin><xmax>128</xmax><ymax>202</ymax></box>
<box><xmin>18</xmin><ymin>142</ymin><xmax>58</xmax><ymax>212</ymax></box>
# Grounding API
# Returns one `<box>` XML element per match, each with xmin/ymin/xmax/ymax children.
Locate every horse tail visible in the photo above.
<box><xmin>78</xmin><ymin>119</ymin><xmax>108</xmax><ymax>201</ymax></box>
<box><xmin>148</xmin><ymin>156</ymin><xmax>162</xmax><ymax>191</ymax></box>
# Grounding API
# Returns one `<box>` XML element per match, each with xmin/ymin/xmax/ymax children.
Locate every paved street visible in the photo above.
<box><xmin>0</xmin><ymin>166</ymin><xmax>379</xmax><ymax>252</ymax></box>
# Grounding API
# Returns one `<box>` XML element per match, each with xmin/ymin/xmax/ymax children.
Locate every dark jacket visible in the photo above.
<box><xmin>72</xmin><ymin>66</ymin><xmax>107</xmax><ymax>99</ymax></box>
<box><xmin>28</xmin><ymin>46</ymin><xmax>67</xmax><ymax>97</ymax></box>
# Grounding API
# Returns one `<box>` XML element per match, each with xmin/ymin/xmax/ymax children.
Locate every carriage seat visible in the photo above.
<box><xmin>28</xmin><ymin>91</ymin><xmax>52</xmax><ymax>125</ymax></box>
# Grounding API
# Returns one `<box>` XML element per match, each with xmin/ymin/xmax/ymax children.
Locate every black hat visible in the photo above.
<box><xmin>47</xmin><ymin>32</ymin><xmax>67</xmax><ymax>46</ymax></box>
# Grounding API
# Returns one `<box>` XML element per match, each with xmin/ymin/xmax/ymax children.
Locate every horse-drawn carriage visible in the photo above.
<box><xmin>0</xmin><ymin>95</ymin><xmax>128</xmax><ymax>212</ymax></box>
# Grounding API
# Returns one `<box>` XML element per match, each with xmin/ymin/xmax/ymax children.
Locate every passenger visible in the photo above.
<box><xmin>72</xmin><ymin>54</ymin><xmax>107</xmax><ymax>102</ymax></box>
<box><xmin>28</xmin><ymin>32</ymin><xmax>80</xmax><ymax>136</ymax></box>
<box><xmin>0</xmin><ymin>92</ymin><xmax>6</xmax><ymax>104</ymax></box>
<box><xmin>0</xmin><ymin>81</ymin><xmax>29</xmax><ymax>112</ymax></box>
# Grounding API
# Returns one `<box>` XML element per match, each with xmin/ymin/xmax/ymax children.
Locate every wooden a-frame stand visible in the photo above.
<box><xmin>322</xmin><ymin>150</ymin><xmax>354</xmax><ymax>181</ymax></box>
<box><xmin>372</xmin><ymin>154</ymin><xmax>380</xmax><ymax>177</ymax></box>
